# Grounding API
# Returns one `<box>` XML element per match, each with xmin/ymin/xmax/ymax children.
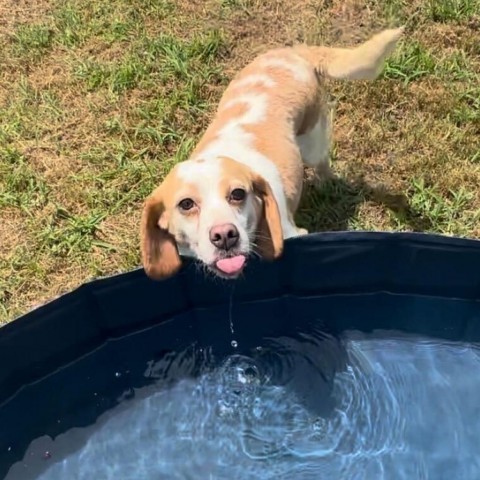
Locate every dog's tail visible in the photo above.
<box><xmin>294</xmin><ymin>27</ymin><xmax>404</xmax><ymax>81</ymax></box>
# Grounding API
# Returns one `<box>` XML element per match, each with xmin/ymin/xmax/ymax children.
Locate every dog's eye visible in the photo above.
<box><xmin>230</xmin><ymin>188</ymin><xmax>246</xmax><ymax>202</ymax></box>
<box><xmin>178</xmin><ymin>198</ymin><xmax>195</xmax><ymax>211</ymax></box>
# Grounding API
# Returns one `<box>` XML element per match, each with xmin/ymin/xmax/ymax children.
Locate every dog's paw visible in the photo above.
<box><xmin>305</xmin><ymin>164</ymin><xmax>336</xmax><ymax>188</ymax></box>
<box><xmin>296</xmin><ymin>227</ymin><xmax>309</xmax><ymax>236</ymax></box>
<box><xmin>312</xmin><ymin>164</ymin><xmax>336</xmax><ymax>187</ymax></box>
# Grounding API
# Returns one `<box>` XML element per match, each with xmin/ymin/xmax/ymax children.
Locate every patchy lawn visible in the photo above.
<box><xmin>1</xmin><ymin>0</ymin><xmax>479</xmax><ymax>322</ymax></box>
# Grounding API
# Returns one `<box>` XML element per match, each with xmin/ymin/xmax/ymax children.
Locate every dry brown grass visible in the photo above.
<box><xmin>0</xmin><ymin>0</ymin><xmax>53</xmax><ymax>38</ymax></box>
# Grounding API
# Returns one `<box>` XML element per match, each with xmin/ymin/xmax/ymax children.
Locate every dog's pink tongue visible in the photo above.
<box><xmin>216</xmin><ymin>255</ymin><xmax>246</xmax><ymax>275</ymax></box>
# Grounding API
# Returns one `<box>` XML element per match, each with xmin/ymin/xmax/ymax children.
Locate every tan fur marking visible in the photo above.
<box><xmin>194</xmin><ymin>102</ymin><xmax>251</xmax><ymax>153</ymax></box>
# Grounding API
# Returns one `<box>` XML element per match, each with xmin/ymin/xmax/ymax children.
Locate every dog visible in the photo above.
<box><xmin>140</xmin><ymin>28</ymin><xmax>403</xmax><ymax>280</ymax></box>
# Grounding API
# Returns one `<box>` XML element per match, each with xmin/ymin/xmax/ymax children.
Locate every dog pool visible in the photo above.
<box><xmin>2</xmin><ymin>233</ymin><xmax>480</xmax><ymax>479</ymax></box>
<box><xmin>5</xmin><ymin>323</ymin><xmax>480</xmax><ymax>479</ymax></box>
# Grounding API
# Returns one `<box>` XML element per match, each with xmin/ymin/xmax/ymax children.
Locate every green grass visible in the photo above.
<box><xmin>384</xmin><ymin>40</ymin><xmax>476</xmax><ymax>84</ymax></box>
<box><xmin>38</xmin><ymin>208</ymin><xmax>110</xmax><ymax>255</ymax></box>
<box><xmin>72</xmin><ymin>30</ymin><xmax>225</xmax><ymax>93</ymax></box>
<box><xmin>451</xmin><ymin>87</ymin><xmax>480</xmax><ymax>126</ymax></box>
<box><xmin>13</xmin><ymin>24</ymin><xmax>53</xmax><ymax>56</ymax></box>
<box><xmin>427</xmin><ymin>0</ymin><xmax>480</xmax><ymax>22</ymax></box>
<box><xmin>0</xmin><ymin>0</ymin><xmax>479</xmax><ymax>322</ymax></box>
<box><xmin>384</xmin><ymin>41</ymin><xmax>436</xmax><ymax>83</ymax></box>
<box><xmin>0</xmin><ymin>148</ymin><xmax>50</xmax><ymax>212</ymax></box>
<box><xmin>407</xmin><ymin>177</ymin><xmax>479</xmax><ymax>235</ymax></box>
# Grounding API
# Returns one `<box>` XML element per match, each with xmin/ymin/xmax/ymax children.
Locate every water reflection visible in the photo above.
<box><xmin>8</xmin><ymin>329</ymin><xmax>480</xmax><ymax>480</ymax></box>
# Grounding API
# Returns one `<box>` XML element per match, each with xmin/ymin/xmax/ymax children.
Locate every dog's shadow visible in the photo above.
<box><xmin>296</xmin><ymin>174</ymin><xmax>432</xmax><ymax>233</ymax></box>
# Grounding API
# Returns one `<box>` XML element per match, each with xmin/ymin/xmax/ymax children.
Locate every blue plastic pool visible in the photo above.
<box><xmin>2</xmin><ymin>232</ymin><xmax>480</xmax><ymax>479</ymax></box>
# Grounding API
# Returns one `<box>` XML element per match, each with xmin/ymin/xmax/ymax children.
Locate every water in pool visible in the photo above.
<box><xmin>7</xmin><ymin>329</ymin><xmax>480</xmax><ymax>479</ymax></box>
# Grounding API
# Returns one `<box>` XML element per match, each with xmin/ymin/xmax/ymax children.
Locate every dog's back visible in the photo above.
<box><xmin>191</xmin><ymin>28</ymin><xmax>404</xmax><ymax>222</ymax></box>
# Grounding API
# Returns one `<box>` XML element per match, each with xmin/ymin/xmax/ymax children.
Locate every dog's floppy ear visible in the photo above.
<box><xmin>252</xmin><ymin>174</ymin><xmax>283</xmax><ymax>260</ymax></box>
<box><xmin>140</xmin><ymin>187</ymin><xmax>181</xmax><ymax>280</ymax></box>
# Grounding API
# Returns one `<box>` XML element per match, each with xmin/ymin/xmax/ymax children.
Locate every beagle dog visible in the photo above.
<box><xmin>140</xmin><ymin>28</ymin><xmax>403</xmax><ymax>280</ymax></box>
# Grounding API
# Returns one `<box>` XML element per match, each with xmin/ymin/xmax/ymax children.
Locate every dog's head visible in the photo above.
<box><xmin>140</xmin><ymin>156</ymin><xmax>283</xmax><ymax>280</ymax></box>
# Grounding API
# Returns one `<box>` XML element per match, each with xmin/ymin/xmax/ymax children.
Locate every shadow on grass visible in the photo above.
<box><xmin>296</xmin><ymin>174</ymin><xmax>433</xmax><ymax>233</ymax></box>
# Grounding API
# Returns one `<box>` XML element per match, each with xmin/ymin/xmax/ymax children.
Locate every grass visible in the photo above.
<box><xmin>0</xmin><ymin>0</ymin><xmax>479</xmax><ymax>322</ymax></box>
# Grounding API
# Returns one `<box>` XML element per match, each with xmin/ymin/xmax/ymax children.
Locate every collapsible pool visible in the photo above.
<box><xmin>2</xmin><ymin>232</ymin><xmax>480</xmax><ymax>479</ymax></box>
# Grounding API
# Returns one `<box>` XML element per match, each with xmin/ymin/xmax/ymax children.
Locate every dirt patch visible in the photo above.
<box><xmin>0</xmin><ymin>208</ymin><xmax>29</xmax><ymax>259</ymax></box>
<box><xmin>0</xmin><ymin>0</ymin><xmax>53</xmax><ymax>38</ymax></box>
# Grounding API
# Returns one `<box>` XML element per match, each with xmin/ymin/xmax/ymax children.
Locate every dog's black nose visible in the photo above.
<box><xmin>209</xmin><ymin>223</ymin><xmax>239</xmax><ymax>250</ymax></box>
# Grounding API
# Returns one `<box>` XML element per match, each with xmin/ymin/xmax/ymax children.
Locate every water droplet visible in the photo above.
<box><xmin>120</xmin><ymin>388</ymin><xmax>135</xmax><ymax>401</ymax></box>
<box><xmin>255</xmin><ymin>346</ymin><xmax>263</xmax><ymax>352</ymax></box>
<box><xmin>231</xmin><ymin>340</ymin><xmax>238</xmax><ymax>348</ymax></box>
<box><xmin>253</xmin><ymin>397</ymin><xmax>262</xmax><ymax>418</ymax></box>
<box><xmin>312</xmin><ymin>418</ymin><xmax>324</xmax><ymax>432</ymax></box>
<box><xmin>7</xmin><ymin>447</ymin><xmax>11</xmax><ymax>452</ymax></box>
<box><xmin>228</xmin><ymin>285</ymin><xmax>236</xmax><ymax>334</ymax></box>
<box><xmin>217</xmin><ymin>400</ymin><xmax>232</xmax><ymax>417</ymax></box>
<box><xmin>43</xmin><ymin>451</ymin><xmax>51</xmax><ymax>460</ymax></box>
<box><xmin>115</xmin><ymin>372</ymin><xmax>122</xmax><ymax>378</ymax></box>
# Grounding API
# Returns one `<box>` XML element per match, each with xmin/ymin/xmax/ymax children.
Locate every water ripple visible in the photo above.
<box><xmin>9</xmin><ymin>330</ymin><xmax>480</xmax><ymax>480</ymax></box>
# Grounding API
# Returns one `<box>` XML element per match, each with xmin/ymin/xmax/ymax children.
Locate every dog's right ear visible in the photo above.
<box><xmin>140</xmin><ymin>187</ymin><xmax>181</xmax><ymax>280</ymax></box>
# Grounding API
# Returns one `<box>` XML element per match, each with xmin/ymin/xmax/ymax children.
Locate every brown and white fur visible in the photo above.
<box><xmin>141</xmin><ymin>27</ymin><xmax>404</xmax><ymax>280</ymax></box>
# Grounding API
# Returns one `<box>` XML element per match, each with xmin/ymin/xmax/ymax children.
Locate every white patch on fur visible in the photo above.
<box><xmin>194</xmin><ymin>140</ymin><xmax>299</xmax><ymax>239</ymax></box>
<box><xmin>176</xmin><ymin>157</ymin><xmax>220</xmax><ymax>182</ymax></box>
<box><xmin>296</xmin><ymin>111</ymin><xmax>331</xmax><ymax>167</ymax></box>
<box><xmin>194</xmin><ymin>92</ymin><xmax>299</xmax><ymax>239</ymax></box>
<box><xmin>174</xmin><ymin>159</ymin><xmax>254</xmax><ymax>264</ymax></box>
<box><xmin>259</xmin><ymin>55</ymin><xmax>313</xmax><ymax>83</ymax></box>
<box><xmin>221</xmin><ymin>93</ymin><xmax>268</xmax><ymax>126</ymax></box>
<box><xmin>231</xmin><ymin>74</ymin><xmax>276</xmax><ymax>89</ymax></box>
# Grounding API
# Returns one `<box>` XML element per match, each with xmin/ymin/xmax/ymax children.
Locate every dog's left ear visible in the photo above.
<box><xmin>252</xmin><ymin>174</ymin><xmax>283</xmax><ymax>260</ymax></box>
